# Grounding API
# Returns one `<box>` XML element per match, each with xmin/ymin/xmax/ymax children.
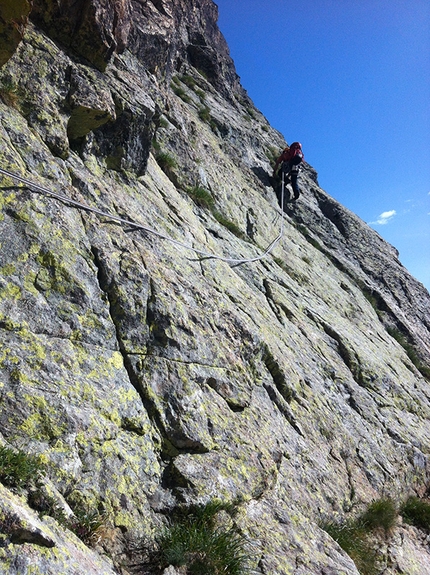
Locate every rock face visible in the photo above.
<box><xmin>0</xmin><ymin>1</ymin><xmax>429</xmax><ymax>574</ymax></box>
<box><xmin>31</xmin><ymin>0</ymin><xmax>131</xmax><ymax>71</ymax></box>
<box><xmin>0</xmin><ymin>0</ymin><xmax>32</xmax><ymax>67</ymax></box>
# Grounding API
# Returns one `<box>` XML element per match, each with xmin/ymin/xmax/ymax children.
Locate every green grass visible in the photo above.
<box><xmin>157</xmin><ymin>500</ymin><xmax>252</xmax><ymax>575</ymax></box>
<box><xmin>362</xmin><ymin>289</ymin><xmax>381</xmax><ymax>315</ymax></box>
<box><xmin>67</xmin><ymin>505</ymin><xmax>106</xmax><ymax>544</ymax></box>
<box><xmin>0</xmin><ymin>445</ymin><xmax>106</xmax><ymax>546</ymax></box>
<box><xmin>28</xmin><ymin>489</ymin><xmax>68</xmax><ymax>522</ymax></box>
<box><xmin>180</xmin><ymin>74</ymin><xmax>197</xmax><ymax>89</ymax></box>
<box><xmin>212</xmin><ymin>211</ymin><xmax>246</xmax><ymax>240</ymax></box>
<box><xmin>29</xmin><ymin>487</ymin><xmax>106</xmax><ymax>545</ymax></box>
<box><xmin>323</xmin><ymin>520</ymin><xmax>378</xmax><ymax>575</ymax></box>
<box><xmin>0</xmin><ymin>79</ymin><xmax>20</xmax><ymax>108</ymax></box>
<box><xmin>265</xmin><ymin>146</ymin><xmax>279</xmax><ymax>166</ymax></box>
<box><xmin>198</xmin><ymin>106</ymin><xmax>211</xmax><ymax>123</ymax></box>
<box><xmin>184</xmin><ymin>186</ymin><xmax>246</xmax><ymax>240</ymax></box>
<box><xmin>386</xmin><ymin>327</ymin><xmax>430</xmax><ymax>379</ymax></box>
<box><xmin>171</xmin><ymin>83</ymin><xmax>192</xmax><ymax>103</ymax></box>
<box><xmin>0</xmin><ymin>446</ymin><xmax>44</xmax><ymax>489</ymax></box>
<box><xmin>358</xmin><ymin>498</ymin><xmax>397</xmax><ymax>533</ymax></box>
<box><xmin>186</xmin><ymin>186</ymin><xmax>215</xmax><ymax>209</ymax></box>
<box><xmin>195</xmin><ymin>88</ymin><xmax>206</xmax><ymax>102</ymax></box>
<box><xmin>401</xmin><ymin>496</ymin><xmax>430</xmax><ymax>530</ymax></box>
<box><xmin>245</xmin><ymin>107</ymin><xmax>257</xmax><ymax>120</ymax></box>
<box><xmin>322</xmin><ymin>498</ymin><xmax>398</xmax><ymax>575</ymax></box>
<box><xmin>156</xmin><ymin>151</ymin><xmax>177</xmax><ymax>172</ymax></box>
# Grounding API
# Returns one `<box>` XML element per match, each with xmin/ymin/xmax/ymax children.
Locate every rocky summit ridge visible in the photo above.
<box><xmin>0</xmin><ymin>1</ymin><xmax>430</xmax><ymax>574</ymax></box>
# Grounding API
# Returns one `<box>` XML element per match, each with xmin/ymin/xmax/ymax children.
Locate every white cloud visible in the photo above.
<box><xmin>370</xmin><ymin>210</ymin><xmax>397</xmax><ymax>225</ymax></box>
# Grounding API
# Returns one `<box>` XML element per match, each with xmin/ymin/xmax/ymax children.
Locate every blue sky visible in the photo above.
<box><xmin>215</xmin><ymin>0</ymin><xmax>430</xmax><ymax>290</ymax></box>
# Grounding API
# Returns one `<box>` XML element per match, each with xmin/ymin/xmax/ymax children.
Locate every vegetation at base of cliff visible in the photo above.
<box><xmin>27</xmin><ymin>488</ymin><xmax>68</xmax><ymax>522</ymax></box>
<box><xmin>401</xmin><ymin>496</ymin><xmax>430</xmax><ymax>531</ymax></box>
<box><xmin>155</xmin><ymin>500</ymin><xmax>253</xmax><ymax>574</ymax></box>
<box><xmin>66</xmin><ymin>506</ymin><xmax>107</xmax><ymax>544</ymax></box>
<box><xmin>0</xmin><ymin>445</ymin><xmax>44</xmax><ymax>488</ymax></box>
<box><xmin>323</xmin><ymin>496</ymin><xmax>430</xmax><ymax>573</ymax></box>
<box><xmin>322</xmin><ymin>498</ymin><xmax>398</xmax><ymax>575</ymax></box>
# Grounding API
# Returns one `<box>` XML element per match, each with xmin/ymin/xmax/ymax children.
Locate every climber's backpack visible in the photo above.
<box><xmin>288</xmin><ymin>142</ymin><xmax>304</xmax><ymax>165</ymax></box>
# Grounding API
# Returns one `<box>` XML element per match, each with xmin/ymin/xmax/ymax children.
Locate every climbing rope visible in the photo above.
<box><xmin>0</xmin><ymin>166</ymin><xmax>285</xmax><ymax>266</ymax></box>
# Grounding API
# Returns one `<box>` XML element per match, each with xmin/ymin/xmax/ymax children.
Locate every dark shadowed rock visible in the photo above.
<box><xmin>31</xmin><ymin>0</ymin><xmax>132</xmax><ymax>71</ymax></box>
<box><xmin>0</xmin><ymin>0</ymin><xmax>32</xmax><ymax>67</ymax></box>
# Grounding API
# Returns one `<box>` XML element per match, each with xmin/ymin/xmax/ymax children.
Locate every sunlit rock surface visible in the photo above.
<box><xmin>0</xmin><ymin>1</ymin><xmax>429</xmax><ymax>573</ymax></box>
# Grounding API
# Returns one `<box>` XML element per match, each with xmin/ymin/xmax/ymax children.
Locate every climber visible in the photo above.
<box><xmin>272</xmin><ymin>142</ymin><xmax>304</xmax><ymax>206</ymax></box>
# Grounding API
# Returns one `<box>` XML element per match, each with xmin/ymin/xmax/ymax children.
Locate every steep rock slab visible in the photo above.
<box><xmin>0</xmin><ymin>0</ymin><xmax>430</xmax><ymax>573</ymax></box>
<box><xmin>293</xmin><ymin>187</ymin><xmax>430</xmax><ymax>367</ymax></box>
<box><xmin>0</xmin><ymin>110</ymin><xmax>162</xmax><ymax>556</ymax></box>
<box><xmin>2</xmin><ymin>76</ymin><xmax>430</xmax><ymax>571</ymax></box>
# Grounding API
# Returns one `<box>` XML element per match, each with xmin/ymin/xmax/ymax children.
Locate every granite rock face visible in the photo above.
<box><xmin>0</xmin><ymin>0</ymin><xmax>32</xmax><ymax>67</ymax></box>
<box><xmin>0</xmin><ymin>1</ymin><xmax>429</xmax><ymax>574</ymax></box>
<box><xmin>31</xmin><ymin>0</ymin><xmax>132</xmax><ymax>71</ymax></box>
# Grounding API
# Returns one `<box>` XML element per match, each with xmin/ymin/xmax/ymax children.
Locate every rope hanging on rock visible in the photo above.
<box><xmin>0</xmin><ymin>166</ymin><xmax>285</xmax><ymax>266</ymax></box>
